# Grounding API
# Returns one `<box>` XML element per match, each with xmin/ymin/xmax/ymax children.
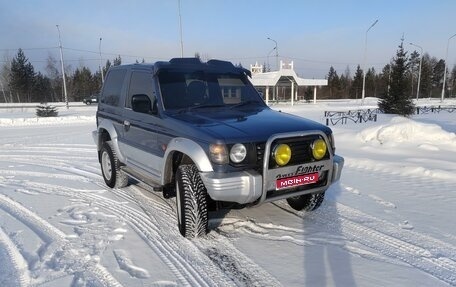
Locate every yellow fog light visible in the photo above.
<box><xmin>273</xmin><ymin>144</ymin><xmax>291</xmax><ymax>166</ymax></box>
<box><xmin>312</xmin><ymin>139</ymin><xmax>327</xmax><ymax>160</ymax></box>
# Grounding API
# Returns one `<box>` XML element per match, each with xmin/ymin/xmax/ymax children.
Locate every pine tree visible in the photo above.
<box><xmin>71</xmin><ymin>67</ymin><xmax>93</xmax><ymax>101</ymax></box>
<box><xmin>33</xmin><ymin>72</ymin><xmax>52</xmax><ymax>102</ymax></box>
<box><xmin>366</xmin><ymin>68</ymin><xmax>377</xmax><ymax>98</ymax></box>
<box><xmin>419</xmin><ymin>54</ymin><xmax>433</xmax><ymax>98</ymax></box>
<box><xmin>36</xmin><ymin>103</ymin><xmax>58</xmax><ymax>117</ymax></box>
<box><xmin>378</xmin><ymin>41</ymin><xmax>415</xmax><ymax>116</ymax></box>
<box><xmin>450</xmin><ymin>65</ymin><xmax>456</xmax><ymax>98</ymax></box>
<box><xmin>9</xmin><ymin>49</ymin><xmax>35</xmax><ymax>102</ymax></box>
<box><xmin>350</xmin><ymin>65</ymin><xmax>363</xmax><ymax>99</ymax></box>
<box><xmin>304</xmin><ymin>86</ymin><xmax>313</xmax><ymax>102</ymax></box>
<box><xmin>113</xmin><ymin>55</ymin><xmax>122</xmax><ymax>66</ymax></box>
<box><xmin>327</xmin><ymin>66</ymin><xmax>340</xmax><ymax>98</ymax></box>
<box><xmin>409</xmin><ymin>50</ymin><xmax>420</xmax><ymax>97</ymax></box>
<box><xmin>432</xmin><ymin>59</ymin><xmax>445</xmax><ymax>96</ymax></box>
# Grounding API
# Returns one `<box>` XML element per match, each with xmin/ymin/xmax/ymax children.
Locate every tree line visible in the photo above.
<box><xmin>0</xmin><ymin>49</ymin><xmax>123</xmax><ymax>103</ymax></box>
<box><xmin>0</xmin><ymin>47</ymin><xmax>455</xmax><ymax>104</ymax></box>
<box><xmin>320</xmin><ymin>48</ymin><xmax>456</xmax><ymax>100</ymax></box>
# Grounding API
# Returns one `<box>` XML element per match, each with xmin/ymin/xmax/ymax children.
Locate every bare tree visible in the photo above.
<box><xmin>46</xmin><ymin>54</ymin><xmax>60</xmax><ymax>102</ymax></box>
<box><xmin>1</xmin><ymin>52</ymin><xmax>12</xmax><ymax>103</ymax></box>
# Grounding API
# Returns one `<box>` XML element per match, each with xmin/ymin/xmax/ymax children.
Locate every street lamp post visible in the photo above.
<box><xmin>178</xmin><ymin>0</ymin><xmax>184</xmax><ymax>57</ymax></box>
<box><xmin>441</xmin><ymin>33</ymin><xmax>456</xmax><ymax>102</ymax></box>
<box><xmin>410</xmin><ymin>42</ymin><xmax>423</xmax><ymax>100</ymax></box>
<box><xmin>56</xmin><ymin>25</ymin><xmax>68</xmax><ymax>109</ymax></box>
<box><xmin>361</xmin><ymin>19</ymin><xmax>378</xmax><ymax>104</ymax></box>
<box><xmin>267</xmin><ymin>37</ymin><xmax>278</xmax><ymax>71</ymax></box>
<box><xmin>99</xmin><ymin>37</ymin><xmax>104</xmax><ymax>84</ymax></box>
<box><xmin>267</xmin><ymin>47</ymin><xmax>276</xmax><ymax>72</ymax></box>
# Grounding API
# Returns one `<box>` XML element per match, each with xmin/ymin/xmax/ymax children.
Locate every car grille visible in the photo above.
<box><xmin>258</xmin><ymin>136</ymin><xmax>329</xmax><ymax>170</ymax></box>
<box><xmin>256</xmin><ymin>143</ymin><xmax>265</xmax><ymax>173</ymax></box>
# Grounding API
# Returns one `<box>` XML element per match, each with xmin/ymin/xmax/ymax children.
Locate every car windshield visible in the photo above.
<box><xmin>158</xmin><ymin>70</ymin><xmax>265</xmax><ymax>112</ymax></box>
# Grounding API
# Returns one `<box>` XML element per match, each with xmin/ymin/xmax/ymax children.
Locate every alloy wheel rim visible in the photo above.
<box><xmin>101</xmin><ymin>151</ymin><xmax>112</xmax><ymax>181</ymax></box>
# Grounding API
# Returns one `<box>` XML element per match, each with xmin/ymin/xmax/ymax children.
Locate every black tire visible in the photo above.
<box><xmin>100</xmin><ymin>141</ymin><xmax>128</xmax><ymax>188</ymax></box>
<box><xmin>175</xmin><ymin>164</ymin><xmax>208</xmax><ymax>238</ymax></box>
<box><xmin>286</xmin><ymin>191</ymin><xmax>325</xmax><ymax>211</ymax></box>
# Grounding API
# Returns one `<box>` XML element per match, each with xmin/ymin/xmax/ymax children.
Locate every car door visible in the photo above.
<box><xmin>120</xmin><ymin>70</ymin><xmax>164</xmax><ymax>181</ymax></box>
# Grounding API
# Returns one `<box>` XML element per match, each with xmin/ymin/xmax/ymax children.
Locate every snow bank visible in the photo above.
<box><xmin>0</xmin><ymin>116</ymin><xmax>95</xmax><ymax>127</ymax></box>
<box><xmin>358</xmin><ymin>117</ymin><xmax>456</xmax><ymax>146</ymax></box>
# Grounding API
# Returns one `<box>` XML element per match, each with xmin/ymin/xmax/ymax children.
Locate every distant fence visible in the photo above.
<box><xmin>324</xmin><ymin>109</ymin><xmax>380</xmax><ymax>126</ymax></box>
<box><xmin>324</xmin><ymin>105</ymin><xmax>455</xmax><ymax>126</ymax></box>
<box><xmin>416</xmin><ymin>105</ymin><xmax>456</xmax><ymax>114</ymax></box>
<box><xmin>0</xmin><ymin>103</ymin><xmax>89</xmax><ymax>110</ymax></box>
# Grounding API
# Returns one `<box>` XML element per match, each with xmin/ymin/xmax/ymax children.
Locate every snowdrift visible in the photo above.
<box><xmin>358</xmin><ymin>117</ymin><xmax>456</xmax><ymax>146</ymax></box>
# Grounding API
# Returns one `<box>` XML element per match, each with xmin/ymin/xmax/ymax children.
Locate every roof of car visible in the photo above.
<box><xmin>108</xmin><ymin>58</ymin><xmax>251</xmax><ymax>77</ymax></box>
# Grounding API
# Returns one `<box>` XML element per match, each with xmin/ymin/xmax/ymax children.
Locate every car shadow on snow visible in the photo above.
<box><xmin>302</xmin><ymin>185</ymin><xmax>357</xmax><ymax>287</ymax></box>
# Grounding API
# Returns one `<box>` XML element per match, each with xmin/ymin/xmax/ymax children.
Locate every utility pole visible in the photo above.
<box><xmin>362</xmin><ymin>19</ymin><xmax>378</xmax><ymax>104</ymax></box>
<box><xmin>441</xmin><ymin>33</ymin><xmax>456</xmax><ymax>102</ymax></box>
<box><xmin>267</xmin><ymin>37</ymin><xmax>278</xmax><ymax>70</ymax></box>
<box><xmin>56</xmin><ymin>25</ymin><xmax>68</xmax><ymax>109</ymax></box>
<box><xmin>99</xmin><ymin>37</ymin><xmax>104</xmax><ymax>84</ymax></box>
<box><xmin>409</xmin><ymin>42</ymin><xmax>423</xmax><ymax>100</ymax></box>
<box><xmin>178</xmin><ymin>0</ymin><xmax>184</xmax><ymax>57</ymax></box>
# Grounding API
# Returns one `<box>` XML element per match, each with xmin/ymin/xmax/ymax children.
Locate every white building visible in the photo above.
<box><xmin>249</xmin><ymin>61</ymin><xmax>327</xmax><ymax>105</ymax></box>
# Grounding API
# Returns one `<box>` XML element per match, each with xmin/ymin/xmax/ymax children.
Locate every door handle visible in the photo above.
<box><xmin>123</xmin><ymin>120</ymin><xmax>130</xmax><ymax>131</ymax></box>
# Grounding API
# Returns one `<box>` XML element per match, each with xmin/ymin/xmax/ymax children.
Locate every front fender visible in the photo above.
<box><xmin>161</xmin><ymin>138</ymin><xmax>213</xmax><ymax>185</ymax></box>
<box><xmin>164</xmin><ymin>138</ymin><xmax>213</xmax><ymax>171</ymax></box>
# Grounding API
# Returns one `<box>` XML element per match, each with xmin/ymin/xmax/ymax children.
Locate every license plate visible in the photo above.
<box><xmin>276</xmin><ymin>172</ymin><xmax>319</xmax><ymax>190</ymax></box>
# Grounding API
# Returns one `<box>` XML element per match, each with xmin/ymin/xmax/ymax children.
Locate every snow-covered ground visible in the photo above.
<box><xmin>0</xmin><ymin>98</ymin><xmax>455</xmax><ymax>286</ymax></box>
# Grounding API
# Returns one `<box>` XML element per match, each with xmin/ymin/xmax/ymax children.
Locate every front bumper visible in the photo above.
<box><xmin>200</xmin><ymin>154</ymin><xmax>344</xmax><ymax>205</ymax></box>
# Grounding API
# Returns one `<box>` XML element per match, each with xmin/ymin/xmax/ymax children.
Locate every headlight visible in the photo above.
<box><xmin>273</xmin><ymin>144</ymin><xmax>291</xmax><ymax>166</ymax></box>
<box><xmin>209</xmin><ymin>143</ymin><xmax>228</xmax><ymax>164</ymax></box>
<box><xmin>312</xmin><ymin>139</ymin><xmax>327</xmax><ymax>160</ymax></box>
<box><xmin>230</xmin><ymin>143</ymin><xmax>247</xmax><ymax>163</ymax></box>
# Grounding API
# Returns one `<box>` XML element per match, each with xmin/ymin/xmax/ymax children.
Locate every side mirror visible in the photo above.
<box><xmin>132</xmin><ymin>94</ymin><xmax>152</xmax><ymax>114</ymax></box>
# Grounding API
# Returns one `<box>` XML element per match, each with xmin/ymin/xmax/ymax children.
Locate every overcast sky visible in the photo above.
<box><xmin>1</xmin><ymin>0</ymin><xmax>455</xmax><ymax>78</ymax></box>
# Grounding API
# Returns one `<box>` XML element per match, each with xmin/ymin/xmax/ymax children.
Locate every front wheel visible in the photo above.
<box><xmin>286</xmin><ymin>192</ymin><xmax>325</xmax><ymax>211</ymax></box>
<box><xmin>100</xmin><ymin>141</ymin><xmax>128</xmax><ymax>188</ymax></box>
<box><xmin>175</xmin><ymin>164</ymin><xmax>208</xmax><ymax>238</ymax></box>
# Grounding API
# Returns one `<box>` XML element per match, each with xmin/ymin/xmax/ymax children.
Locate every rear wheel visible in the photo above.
<box><xmin>175</xmin><ymin>164</ymin><xmax>208</xmax><ymax>238</ymax></box>
<box><xmin>100</xmin><ymin>141</ymin><xmax>128</xmax><ymax>188</ymax></box>
<box><xmin>286</xmin><ymin>191</ymin><xmax>325</xmax><ymax>211</ymax></box>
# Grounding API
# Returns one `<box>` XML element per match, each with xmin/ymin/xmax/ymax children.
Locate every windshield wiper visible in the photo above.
<box><xmin>176</xmin><ymin>104</ymin><xmax>225</xmax><ymax>114</ymax></box>
<box><xmin>229</xmin><ymin>100</ymin><xmax>260</xmax><ymax>109</ymax></box>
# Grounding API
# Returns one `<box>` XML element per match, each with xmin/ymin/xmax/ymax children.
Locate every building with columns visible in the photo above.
<box><xmin>249</xmin><ymin>61</ymin><xmax>327</xmax><ymax>105</ymax></box>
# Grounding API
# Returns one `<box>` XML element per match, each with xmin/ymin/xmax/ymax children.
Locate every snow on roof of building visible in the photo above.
<box><xmin>249</xmin><ymin>61</ymin><xmax>327</xmax><ymax>87</ymax></box>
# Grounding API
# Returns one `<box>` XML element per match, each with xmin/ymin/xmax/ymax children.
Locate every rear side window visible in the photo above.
<box><xmin>126</xmin><ymin>72</ymin><xmax>155</xmax><ymax>109</ymax></box>
<box><xmin>101</xmin><ymin>69</ymin><xmax>127</xmax><ymax>106</ymax></box>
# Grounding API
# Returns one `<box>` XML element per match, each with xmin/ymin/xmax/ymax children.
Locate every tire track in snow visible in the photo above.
<box><xmin>0</xmin><ymin>145</ymin><xmax>101</xmax><ymax>180</ymax></box>
<box><xmin>0</xmin><ymin>226</ymin><xmax>30</xmax><ymax>287</ymax></box>
<box><xmin>1</xmin><ymin>170</ymin><xmax>232</xmax><ymax>287</ymax></box>
<box><xmin>270</xmin><ymin>200</ymin><xmax>456</xmax><ymax>286</ymax></box>
<box><xmin>82</xmin><ymin>190</ymin><xmax>222</xmax><ymax>287</ymax></box>
<box><xmin>0</xmin><ymin>193</ymin><xmax>122</xmax><ymax>287</ymax></box>
<box><xmin>112</xmin><ymin>185</ymin><xmax>282</xmax><ymax>287</ymax></box>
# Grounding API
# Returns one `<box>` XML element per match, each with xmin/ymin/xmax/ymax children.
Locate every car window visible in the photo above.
<box><xmin>126</xmin><ymin>71</ymin><xmax>155</xmax><ymax>109</ymax></box>
<box><xmin>159</xmin><ymin>71</ymin><xmax>263</xmax><ymax>110</ymax></box>
<box><xmin>101</xmin><ymin>69</ymin><xmax>126</xmax><ymax>106</ymax></box>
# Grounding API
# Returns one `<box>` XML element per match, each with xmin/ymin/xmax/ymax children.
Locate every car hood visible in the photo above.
<box><xmin>169</xmin><ymin>107</ymin><xmax>331</xmax><ymax>142</ymax></box>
